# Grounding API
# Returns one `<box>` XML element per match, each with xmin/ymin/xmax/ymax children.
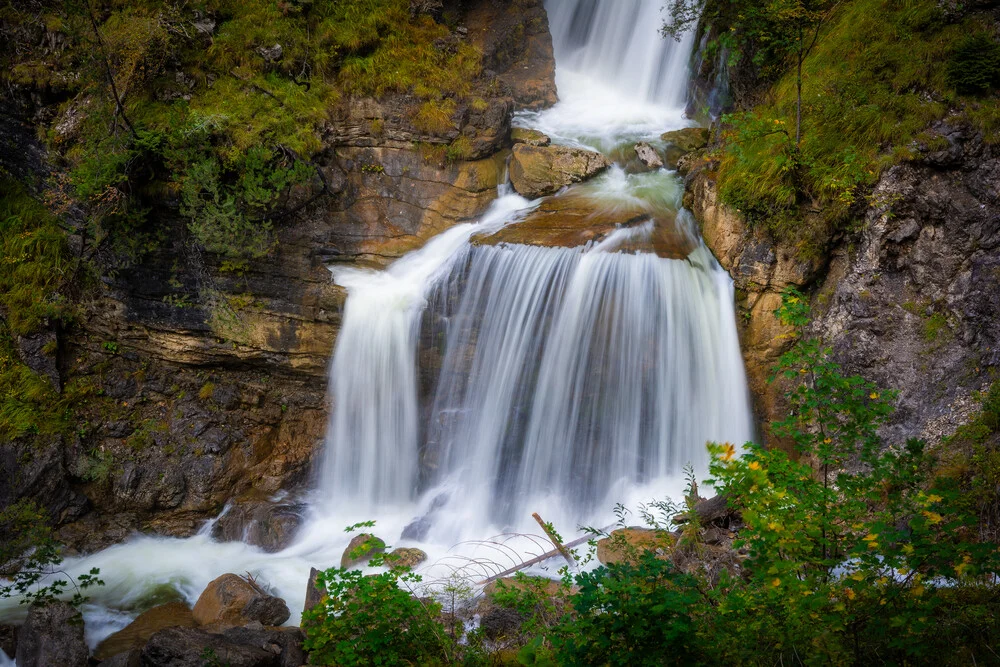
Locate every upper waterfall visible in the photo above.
<box><xmin>546</xmin><ymin>0</ymin><xmax>695</xmax><ymax>108</ymax></box>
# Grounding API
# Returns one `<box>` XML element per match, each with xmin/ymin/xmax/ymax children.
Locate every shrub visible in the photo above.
<box><xmin>947</xmin><ymin>33</ymin><xmax>1000</xmax><ymax>95</ymax></box>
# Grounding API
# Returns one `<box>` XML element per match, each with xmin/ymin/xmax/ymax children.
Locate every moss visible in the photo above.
<box><xmin>199</xmin><ymin>381</ymin><xmax>216</xmax><ymax>402</ymax></box>
<box><xmin>0</xmin><ymin>174</ymin><xmax>74</xmax><ymax>336</ymax></box>
<box><xmin>923</xmin><ymin>312</ymin><xmax>950</xmax><ymax>342</ymax></box>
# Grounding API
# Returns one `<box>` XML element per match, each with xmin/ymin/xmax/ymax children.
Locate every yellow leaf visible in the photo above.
<box><xmin>926</xmin><ymin>494</ymin><xmax>943</xmax><ymax>504</ymax></box>
<box><xmin>922</xmin><ymin>511</ymin><xmax>943</xmax><ymax>525</ymax></box>
<box><xmin>772</xmin><ymin>578</ymin><xmax>781</xmax><ymax>587</ymax></box>
<box><xmin>863</xmin><ymin>533</ymin><xmax>879</xmax><ymax>542</ymax></box>
<box><xmin>748</xmin><ymin>461</ymin><xmax>761</xmax><ymax>471</ymax></box>
<box><xmin>870</xmin><ymin>392</ymin><xmax>879</xmax><ymax>399</ymax></box>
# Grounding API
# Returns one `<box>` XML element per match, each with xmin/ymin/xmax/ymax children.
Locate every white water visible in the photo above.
<box><xmin>0</xmin><ymin>0</ymin><xmax>754</xmax><ymax>652</ymax></box>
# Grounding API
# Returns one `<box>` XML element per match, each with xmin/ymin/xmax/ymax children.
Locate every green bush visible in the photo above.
<box><xmin>947</xmin><ymin>33</ymin><xmax>1000</xmax><ymax>95</ymax></box>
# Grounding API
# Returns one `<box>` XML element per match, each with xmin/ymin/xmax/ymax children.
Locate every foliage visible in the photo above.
<box><xmin>675</xmin><ymin>0</ymin><xmax>999</xmax><ymax>256</ymax></box>
<box><xmin>0</xmin><ymin>500</ymin><xmax>103</xmax><ymax>606</ymax></box>
<box><xmin>301</xmin><ymin>525</ymin><xmax>457</xmax><ymax>666</ymax></box>
<box><xmin>946</xmin><ymin>33</ymin><xmax>1000</xmax><ymax>96</ymax></box>
<box><xmin>0</xmin><ymin>174</ymin><xmax>73</xmax><ymax>335</ymax></box>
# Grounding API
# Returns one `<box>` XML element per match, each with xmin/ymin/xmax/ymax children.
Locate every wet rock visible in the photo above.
<box><xmin>95</xmin><ymin>602</ymin><xmax>196</xmax><ymax>661</ymax></box>
<box><xmin>475</xmin><ymin>190</ymin><xmax>695</xmax><ymax>258</ymax></box>
<box><xmin>661</xmin><ymin>127</ymin><xmax>710</xmax><ymax>153</ymax></box>
<box><xmin>508</xmin><ymin>143</ymin><xmax>610</xmax><ymax>198</ymax></box>
<box><xmin>222</xmin><ymin>626</ymin><xmax>306</xmax><ymax>667</ymax></box>
<box><xmin>192</xmin><ymin>574</ymin><xmax>290</xmax><ymax>629</ymax></box>
<box><xmin>140</xmin><ymin>627</ymin><xmax>278</xmax><ymax>667</ymax></box>
<box><xmin>212</xmin><ymin>501</ymin><xmax>304</xmax><ymax>553</ymax></box>
<box><xmin>634</xmin><ymin>142</ymin><xmax>663</xmax><ymax>169</ymax></box>
<box><xmin>387</xmin><ymin>547</ymin><xmax>428</xmax><ymax>568</ymax></box>
<box><xmin>511</xmin><ymin>127</ymin><xmax>550</xmax><ymax>147</ymax></box>
<box><xmin>15</xmin><ymin>602</ymin><xmax>88</xmax><ymax>667</ymax></box>
<box><xmin>341</xmin><ymin>533</ymin><xmax>386</xmax><ymax>569</ymax></box>
<box><xmin>401</xmin><ymin>516</ymin><xmax>432</xmax><ymax>541</ymax></box>
<box><xmin>663</xmin><ymin>144</ymin><xmax>687</xmax><ymax>170</ymax></box>
<box><xmin>596</xmin><ymin>527</ymin><xmax>675</xmax><ymax>566</ymax></box>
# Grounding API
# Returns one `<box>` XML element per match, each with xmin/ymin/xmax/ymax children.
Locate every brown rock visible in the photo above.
<box><xmin>475</xmin><ymin>190</ymin><xmax>696</xmax><ymax>258</ymax></box>
<box><xmin>387</xmin><ymin>547</ymin><xmax>428</xmax><ymax>568</ymax></box>
<box><xmin>303</xmin><ymin>567</ymin><xmax>324</xmax><ymax>615</ymax></box>
<box><xmin>212</xmin><ymin>501</ymin><xmax>304</xmax><ymax>553</ymax></box>
<box><xmin>94</xmin><ymin>602</ymin><xmax>196</xmax><ymax>661</ymax></box>
<box><xmin>511</xmin><ymin>127</ymin><xmax>550</xmax><ymax>147</ymax></box>
<box><xmin>341</xmin><ymin>533</ymin><xmax>386</xmax><ymax>569</ymax></box>
<box><xmin>508</xmin><ymin>144</ymin><xmax>611</xmax><ymax>199</ymax></box>
<box><xmin>595</xmin><ymin>527</ymin><xmax>675</xmax><ymax>565</ymax></box>
<box><xmin>191</xmin><ymin>574</ymin><xmax>290</xmax><ymax>629</ymax></box>
<box><xmin>661</xmin><ymin>127</ymin><xmax>710</xmax><ymax>153</ymax></box>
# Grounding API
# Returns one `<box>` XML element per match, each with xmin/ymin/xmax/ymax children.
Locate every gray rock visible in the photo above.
<box><xmin>100</xmin><ymin>649</ymin><xmax>141</xmax><ymax>667</ymax></box>
<box><xmin>221</xmin><ymin>626</ymin><xmax>306</xmax><ymax>667</ymax></box>
<box><xmin>140</xmin><ymin>627</ymin><xmax>278</xmax><ymax>667</ymax></box>
<box><xmin>303</xmin><ymin>567</ymin><xmax>324</xmax><ymax>615</ymax></box>
<box><xmin>15</xmin><ymin>602</ymin><xmax>88</xmax><ymax>667</ymax></box>
<box><xmin>634</xmin><ymin>142</ymin><xmax>663</xmax><ymax>169</ymax></box>
<box><xmin>211</xmin><ymin>501</ymin><xmax>304</xmax><ymax>553</ymax></box>
<box><xmin>256</xmin><ymin>44</ymin><xmax>283</xmax><ymax>62</ymax></box>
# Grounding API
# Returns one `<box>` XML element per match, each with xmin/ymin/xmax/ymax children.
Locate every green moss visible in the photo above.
<box><xmin>0</xmin><ymin>175</ymin><xmax>73</xmax><ymax>335</ymax></box>
<box><xmin>923</xmin><ymin>312</ymin><xmax>949</xmax><ymax>342</ymax></box>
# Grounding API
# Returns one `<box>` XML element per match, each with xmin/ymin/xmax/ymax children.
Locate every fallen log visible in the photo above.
<box><xmin>476</xmin><ymin>527</ymin><xmax>612</xmax><ymax>586</ymax></box>
<box><xmin>532</xmin><ymin>512</ymin><xmax>576</xmax><ymax>569</ymax></box>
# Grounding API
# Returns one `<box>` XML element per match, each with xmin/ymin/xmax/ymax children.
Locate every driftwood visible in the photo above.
<box><xmin>476</xmin><ymin>532</ymin><xmax>599</xmax><ymax>586</ymax></box>
<box><xmin>532</xmin><ymin>512</ymin><xmax>576</xmax><ymax>569</ymax></box>
<box><xmin>673</xmin><ymin>494</ymin><xmax>734</xmax><ymax>526</ymax></box>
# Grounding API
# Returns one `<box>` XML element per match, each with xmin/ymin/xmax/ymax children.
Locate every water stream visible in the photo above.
<box><xmin>0</xmin><ymin>0</ymin><xmax>753</xmax><ymax>653</ymax></box>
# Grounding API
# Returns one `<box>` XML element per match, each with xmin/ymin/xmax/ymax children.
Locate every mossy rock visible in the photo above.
<box><xmin>508</xmin><ymin>144</ymin><xmax>611</xmax><ymax>199</ymax></box>
<box><xmin>511</xmin><ymin>127</ymin><xmax>551</xmax><ymax>147</ymax></box>
<box><xmin>660</xmin><ymin>127</ymin><xmax>710</xmax><ymax>153</ymax></box>
<box><xmin>341</xmin><ymin>533</ymin><xmax>387</xmax><ymax>569</ymax></box>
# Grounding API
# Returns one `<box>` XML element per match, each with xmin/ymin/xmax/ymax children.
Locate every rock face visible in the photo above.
<box><xmin>192</xmin><ymin>574</ymin><xmax>290</xmax><ymax>629</ymax></box>
<box><xmin>689</xmin><ymin>121</ymin><xmax>1000</xmax><ymax>444</ymax></box>
<box><xmin>15</xmin><ymin>602</ymin><xmax>88</xmax><ymax>667</ymax></box>
<box><xmin>508</xmin><ymin>144</ymin><xmax>611</xmax><ymax>198</ymax></box>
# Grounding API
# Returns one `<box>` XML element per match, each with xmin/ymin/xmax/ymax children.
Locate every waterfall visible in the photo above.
<box><xmin>546</xmin><ymin>0</ymin><xmax>695</xmax><ymax>108</ymax></box>
<box><xmin>421</xmin><ymin>234</ymin><xmax>752</xmax><ymax>534</ymax></box>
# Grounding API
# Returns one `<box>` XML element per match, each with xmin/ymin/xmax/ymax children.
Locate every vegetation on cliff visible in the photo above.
<box><xmin>674</xmin><ymin>0</ymin><xmax>1000</xmax><ymax>256</ymax></box>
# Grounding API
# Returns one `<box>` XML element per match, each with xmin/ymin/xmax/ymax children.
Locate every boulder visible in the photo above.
<box><xmin>192</xmin><ymin>574</ymin><xmax>290</xmax><ymax>629</ymax></box>
<box><xmin>663</xmin><ymin>144</ymin><xmax>687</xmax><ymax>170</ymax></box>
<box><xmin>211</xmin><ymin>501</ymin><xmax>304</xmax><ymax>553</ymax></box>
<box><xmin>94</xmin><ymin>601</ymin><xmax>196</xmax><ymax>660</ymax></box>
<box><xmin>511</xmin><ymin>127</ymin><xmax>551</xmax><ymax>147</ymax></box>
<box><xmin>222</xmin><ymin>626</ymin><xmax>306</xmax><ymax>667</ymax></box>
<box><xmin>387</xmin><ymin>547</ymin><xmax>428</xmax><ymax>568</ymax></box>
<box><xmin>634</xmin><ymin>142</ymin><xmax>663</xmax><ymax>169</ymax></box>
<box><xmin>595</xmin><ymin>527</ymin><xmax>675</xmax><ymax>566</ymax></box>
<box><xmin>341</xmin><ymin>533</ymin><xmax>386</xmax><ymax>569</ymax></box>
<box><xmin>140</xmin><ymin>627</ymin><xmax>279</xmax><ymax>667</ymax></box>
<box><xmin>508</xmin><ymin>144</ymin><xmax>611</xmax><ymax>198</ymax></box>
<box><xmin>660</xmin><ymin>127</ymin><xmax>710</xmax><ymax>153</ymax></box>
<box><xmin>15</xmin><ymin>601</ymin><xmax>88</xmax><ymax>667</ymax></box>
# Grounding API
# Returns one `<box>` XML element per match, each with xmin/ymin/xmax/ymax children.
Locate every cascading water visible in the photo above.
<box><xmin>0</xmin><ymin>0</ymin><xmax>755</xmax><ymax>653</ymax></box>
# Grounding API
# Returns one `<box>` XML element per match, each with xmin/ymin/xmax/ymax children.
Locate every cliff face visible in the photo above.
<box><xmin>0</xmin><ymin>0</ymin><xmax>557</xmax><ymax>552</ymax></box>
<box><xmin>688</xmin><ymin>122</ymin><xmax>1000</xmax><ymax>447</ymax></box>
